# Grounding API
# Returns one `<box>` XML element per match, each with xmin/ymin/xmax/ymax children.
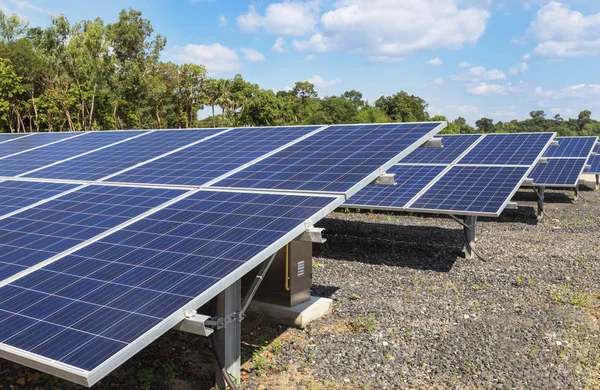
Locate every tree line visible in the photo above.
<box><xmin>0</xmin><ymin>9</ymin><xmax>598</xmax><ymax>137</ymax></box>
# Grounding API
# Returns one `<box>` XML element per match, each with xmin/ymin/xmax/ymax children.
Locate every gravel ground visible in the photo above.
<box><xmin>1</xmin><ymin>188</ymin><xmax>599</xmax><ymax>390</ymax></box>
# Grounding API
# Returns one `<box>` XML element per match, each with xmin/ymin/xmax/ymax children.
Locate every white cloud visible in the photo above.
<box><xmin>219</xmin><ymin>15</ymin><xmax>227</xmax><ymax>27</ymax></box>
<box><xmin>465</xmin><ymin>82</ymin><xmax>509</xmax><ymax>96</ymax></box>
<box><xmin>426</xmin><ymin>57</ymin><xmax>443</xmax><ymax>65</ymax></box>
<box><xmin>508</xmin><ymin>61</ymin><xmax>529</xmax><ymax>76</ymax></box>
<box><xmin>292</xmin><ymin>0</ymin><xmax>489</xmax><ymax>61</ymax></box>
<box><xmin>272</xmin><ymin>37</ymin><xmax>286</xmax><ymax>53</ymax></box>
<box><xmin>451</xmin><ymin>66</ymin><xmax>506</xmax><ymax>82</ymax></box>
<box><xmin>170</xmin><ymin>43</ymin><xmax>241</xmax><ymax>74</ymax></box>
<box><xmin>292</xmin><ymin>32</ymin><xmax>328</xmax><ymax>52</ymax></box>
<box><xmin>447</xmin><ymin>104</ymin><xmax>480</xmax><ymax>114</ymax></box>
<box><xmin>534</xmin><ymin>84</ymin><xmax>600</xmax><ymax>100</ymax></box>
<box><xmin>237</xmin><ymin>2</ymin><xmax>319</xmax><ymax>36</ymax></box>
<box><xmin>425</xmin><ymin>78</ymin><xmax>445</xmax><ymax>89</ymax></box>
<box><xmin>241</xmin><ymin>48</ymin><xmax>266</xmax><ymax>62</ymax></box>
<box><xmin>459</xmin><ymin>61</ymin><xmax>471</xmax><ymax>68</ymax></box>
<box><xmin>304</xmin><ymin>54</ymin><xmax>316</xmax><ymax>61</ymax></box>
<box><xmin>526</xmin><ymin>1</ymin><xmax>600</xmax><ymax>58</ymax></box>
<box><xmin>307</xmin><ymin>75</ymin><xmax>342</xmax><ymax>89</ymax></box>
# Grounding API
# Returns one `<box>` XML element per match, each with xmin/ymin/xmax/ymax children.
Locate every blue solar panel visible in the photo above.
<box><xmin>458</xmin><ymin>133</ymin><xmax>554</xmax><ymax>166</ymax></box>
<box><xmin>400</xmin><ymin>134</ymin><xmax>482</xmax><ymax>164</ymax></box>
<box><xmin>110</xmin><ymin>126</ymin><xmax>321</xmax><ymax>186</ymax></box>
<box><xmin>0</xmin><ymin>181</ymin><xmax>78</xmax><ymax>217</ymax></box>
<box><xmin>25</xmin><ymin>129</ymin><xmax>227</xmax><ymax>181</ymax></box>
<box><xmin>0</xmin><ymin>190</ymin><xmax>339</xmax><ymax>373</ymax></box>
<box><xmin>543</xmin><ymin>137</ymin><xmax>597</xmax><ymax>158</ymax></box>
<box><xmin>0</xmin><ymin>185</ymin><xmax>185</xmax><ymax>280</ymax></box>
<box><xmin>0</xmin><ymin>132</ymin><xmax>82</xmax><ymax>159</ymax></box>
<box><xmin>0</xmin><ymin>131</ymin><xmax>145</xmax><ymax>177</ymax></box>
<box><xmin>530</xmin><ymin>158</ymin><xmax>587</xmax><ymax>186</ymax></box>
<box><xmin>585</xmin><ymin>152</ymin><xmax>600</xmax><ymax>174</ymax></box>
<box><xmin>0</xmin><ymin>134</ymin><xmax>29</xmax><ymax>144</ymax></box>
<box><xmin>346</xmin><ymin>165</ymin><xmax>445</xmax><ymax>209</ymax></box>
<box><xmin>408</xmin><ymin>165</ymin><xmax>529</xmax><ymax>215</ymax></box>
<box><xmin>214</xmin><ymin>122</ymin><xmax>444</xmax><ymax>193</ymax></box>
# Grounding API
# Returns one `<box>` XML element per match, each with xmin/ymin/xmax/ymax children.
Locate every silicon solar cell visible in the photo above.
<box><xmin>214</xmin><ymin>122</ymin><xmax>444</xmax><ymax>194</ymax></box>
<box><xmin>345</xmin><ymin>165</ymin><xmax>445</xmax><ymax>209</ymax></box>
<box><xmin>530</xmin><ymin>158</ymin><xmax>587</xmax><ymax>186</ymax></box>
<box><xmin>0</xmin><ymin>185</ymin><xmax>185</xmax><ymax>280</ymax></box>
<box><xmin>0</xmin><ymin>132</ymin><xmax>82</xmax><ymax>159</ymax></box>
<box><xmin>407</xmin><ymin>165</ymin><xmax>529</xmax><ymax>215</ymax></box>
<box><xmin>543</xmin><ymin>136</ymin><xmax>598</xmax><ymax>158</ymax></box>
<box><xmin>0</xmin><ymin>190</ymin><xmax>340</xmax><ymax>375</ymax></box>
<box><xmin>399</xmin><ymin>134</ymin><xmax>482</xmax><ymax>164</ymax></box>
<box><xmin>586</xmin><ymin>153</ymin><xmax>600</xmax><ymax>173</ymax></box>
<box><xmin>458</xmin><ymin>133</ymin><xmax>554</xmax><ymax>166</ymax></box>
<box><xmin>26</xmin><ymin>129</ymin><xmax>227</xmax><ymax>181</ymax></box>
<box><xmin>0</xmin><ymin>131</ymin><xmax>145</xmax><ymax>177</ymax></box>
<box><xmin>109</xmin><ymin>126</ymin><xmax>321</xmax><ymax>186</ymax></box>
<box><xmin>0</xmin><ymin>181</ymin><xmax>78</xmax><ymax>217</ymax></box>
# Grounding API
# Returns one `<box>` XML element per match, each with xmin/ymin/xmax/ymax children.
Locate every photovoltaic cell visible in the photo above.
<box><xmin>458</xmin><ymin>133</ymin><xmax>554</xmax><ymax>166</ymax></box>
<box><xmin>0</xmin><ymin>132</ymin><xmax>82</xmax><ymax>159</ymax></box>
<box><xmin>0</xmin><ymin>190</ymin><xmax>339</xmax><ymax>373</ymax></box>
<box><xmin>399</xmin><ymin>134</ymin><xmax>482</xmax><ymax>164</ymax></box>
<box><xmin>0</xmin><ymin>185</ymin><xmax>185</xmax><ymax>280</ymax></box>
<box><xmin>345</xmin><ymin>165</ymin><xmax>445</xmax><ymax>209</ymax></box>
<box><xmin>110</xmin><ymin>126</ymin><xmax>321</xmax><ymax>186</ymax></box>
<box><xmin>407</xmin><ymin>165</ymin><xmax>529</xmax><ymax>215</ymax></box>
<box><xmin>0</xmin><ymin>181</ymin><xmax>78</xmax><ymax>217</ymax></box>
<box><xmin>0</xmin><ymin>131</ymin><xmax>145</xmax><ymax>177</ymax></box>
<box><xmin>214</xmin><ymin>123</ymin><xmax>444</xmax><ymax>193</ymax></box>
<box><xmin>543</xmin><ymin>136</ymin><xmax>597</xmax><ymax>158</ymax></box>
<box><xmin>530</xmin><ymin>158</ymin><xmax>587</xmax><ymax>186</ymax></box>
<box><xmin>25</xmin><ymin>129</ymin><xmax>227</xmax><ymax>181</ymax></box>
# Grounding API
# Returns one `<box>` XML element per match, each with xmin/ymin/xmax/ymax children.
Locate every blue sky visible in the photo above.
<box><xmin>3</xmin><ymin>0</ymin><xmax>600</xmax><ymax>124</ymax></box>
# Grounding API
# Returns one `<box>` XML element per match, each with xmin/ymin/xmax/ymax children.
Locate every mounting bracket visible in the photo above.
<box><xmin>371</xmin><ymin>173</ymin><xmax>396</xmax><ymax>186</ymax></box>
<box><xmin>297</xmin><ymin>226</ymin><xmax>326</xmax><ymax>243</ymax></box>
<box><xmin>421</xmin><ymin>137</ymin><xmax>443</xmax><ymax>148</ymax></box>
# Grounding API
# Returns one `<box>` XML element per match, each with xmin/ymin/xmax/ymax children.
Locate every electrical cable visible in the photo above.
<box><xmin>531</xmin><ymin>187</ymin><xmax>559</xmax><ymax>223</ymax></box>
<box><xmin>210</xmin><ymin>332</ymin><xmax>239</xmax><ymax>390</ymax></box>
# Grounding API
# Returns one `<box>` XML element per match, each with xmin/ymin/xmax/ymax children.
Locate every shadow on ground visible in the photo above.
<box><xmin>315</xmin><ymin>218</ymin><xmax>462</xmax><ymax>272</ymax></box>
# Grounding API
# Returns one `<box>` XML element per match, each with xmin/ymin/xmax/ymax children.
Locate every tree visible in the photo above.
<box><xmin>476</xmin><ymin>117</ymin><xmax>494</xmax><ymax>133</ymax></box>
<box><xmin>204</xmin><ymin>78</ymin><xmax>220</xmax><ymax>128</ymax></box>
<box><xmin>0</xmin><ymin>58</ymin><xmax>24</xmax><ymax>131</ymax></box>
<box><xmin>375</xmin><ymin>91</ymin><xmax>429</xmax><ymax>122</ymax></box>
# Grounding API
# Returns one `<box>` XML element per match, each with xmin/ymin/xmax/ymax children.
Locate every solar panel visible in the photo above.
<box><xmin>345</xmin><ymin>165</ymin><xmax>445</xmax><ymax>209</ymax></box>
<box><xmin>530</xmin><ymin>158</ymin><xmax>587</xmax><ymax>187</ymax></box>
<box><xmin>25</xmin><ymin>129</ymin><xmax>228</xmax><ymax>181</ymax></box>
<box><xmin>406</xmin><ymin>165</ymin><xmax>529</xmax><ymax>216</ymax></box>
<box><xmin>0</xmin><ymin>185</ymin><xmax>186</xmax><ymax>280</ymax></box>
<box><xmin>458</xmin><ymin>133</ymin><xmax>554</xmax><ymax>165</ymax></box>
<box><xmin>399</xmin><ymin>134</ymin><xmax>482</xmax><ymax>164</ymax></box>
<box><xmin>0</xmin><ymin>132</ymin><xmax>83</xmax><ymax>159</ymax></box>
<box><xmin>0</xmin><ymin>190</ymin><xmax>341</xmax><ymax>383</ymax></box>
<box><xmin>0</xmin><ymin>134</ymin><xmax>30</xmax><ymax>145</ymax></box>
<box><xmin>543</xmin><ymin>136</ymin><xmax>598</xmax><ymax>158</ymax></box>
<box><xmin>0</xmin><ymin>181</ymin><xmax>78</xmax><ymax>217</ymax></box>
<box><xmin>109</xmin><ymin>126</ymin><xmax>321</xmax><ymax>186</ymax></box>
<box><xmin>0</xmin><ymin>131</ymin><xmax>146</xmax><ymax>177</ymax></box>
<box><xmin>585</xmin><ymin>152</ymin><xmax>600</xmax><ymax>174</ymax></box>
<box><xmin>213</xmin><ymin>122</ymin><xmax>445</xmax><ymax>194</ymax></box>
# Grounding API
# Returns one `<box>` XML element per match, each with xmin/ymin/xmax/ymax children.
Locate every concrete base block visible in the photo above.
<box><xmin>247</xmin><ymin>296</ymin><xmax>332</xmax><ymax>328</ymax></box>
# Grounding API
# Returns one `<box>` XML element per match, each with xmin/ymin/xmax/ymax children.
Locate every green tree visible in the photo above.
<box><xmin>0</xmin><ymin>58</ymin><xmax>24</xmax><ymax>132</ymax></box>
<box><xmin>374</xmin><ymin>91</ymin><xmax>429</xmax><ymax>122</ymax></box>
<box><xmin>475</xmin><ymin>117</ymin><xmax>494</xmax><ymax>133</ymax></box>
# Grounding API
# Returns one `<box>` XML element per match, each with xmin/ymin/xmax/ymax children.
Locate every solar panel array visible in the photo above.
<box><xmin>530</xmin><ymin>136</ymin><xmax>598</xmax><ymax>187</ymax></box>
<box><xmin>0</xmin><ymin>122</ymin><xmax>445</xmax><ymax>386</ymax></box>
<box><xmin>346</xmin><ymin>133</ymin><xmax>556</xmax><ymax>216</ymax></box>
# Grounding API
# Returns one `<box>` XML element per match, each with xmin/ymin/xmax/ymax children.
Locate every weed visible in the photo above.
<box><xmin>365</xmin><ymin>314</ymin><xmax>377</xmax><ymax>333</ymax></box>
<box><xmin>386</xmin><ymin>215</ymin><xmax>392</xmax><ymax>223</ymax></box>
<box><xmin>138</xmin><ymin>368</ymin><xmax>155</xmax><ymax>390</ymax></box>
<box><xmin>569</xmin><ymin>292</ymin><xmax>590</xmax><ymax>307</ymax></box>
<box><xmin>577</xmin><ymin>253</ymin><xmax>588</xmax><ymax>264</ymax></box>
<box><xmin>163</xmin><ymin>363</ymin><xmax>178</xmax><ymax>382</ymax></box>
<box><xmin>515</xmin><ymin>276</ymin><xmax>523</xmax><ymax>286</ymax></box>
<box><xmin>528</xmin><ymin>277</ymin><xmax>534</xmax><ymax>286</ymax></box>
<box><xmin>448</xmin><ymin>371</ymin><xmax>459</xmax><ymax>387</ymax></box>
<box><xmin>350</xmin><ymin>293</ymin><xmax>360</xmax><ymax>300</ymax></box>
<box><xmin>473</xmin><ymin>283</ymin><xmax>488</xmax><ymax>291</ymax></box>
<box><xmin>313</xmin><ymin>261</ymin><xmax>325</xmax><ymax>269</ymax></box>
<box><xmin>530</xmin><ymin>344</ymin><xmax>539</xmax><ymax>358</ymax></box>
<box><xmin>271</xmin><ymin>338</ymin><xmax>283</xmax><ymax>353</ymax></box>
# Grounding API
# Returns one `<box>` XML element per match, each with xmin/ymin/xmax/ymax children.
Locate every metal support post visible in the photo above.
<box><xmin>536</xmin><ymin>186</ymin><xmax>545</xmax><ymax>221</ymax></box>
<box><xmin>574</xmin><ymin>184</ymin><xmax>580</xmax><ymax>200</ymax></box>
<box><xmin>596</xmin><ymin>174</ymin><xmax>600</xmax><ymax>190</ymax></box>
<box><xmin>463</xmin><ymin>215</ymin><xmax>477</xmax><ymax>260</ymax></box>
<box><xmin>212</xmin><ymin>280</ymin><xmax>241</xmax><ymax>389</ymax></box>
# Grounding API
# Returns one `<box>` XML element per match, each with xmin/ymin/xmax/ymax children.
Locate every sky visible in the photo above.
<box><xmin>2</xmin><ymin>0</ymin><xmax>600</xmax><ymax>124</ymax></box>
